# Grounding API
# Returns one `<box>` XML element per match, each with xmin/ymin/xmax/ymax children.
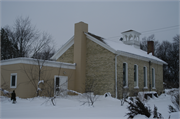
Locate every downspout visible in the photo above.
<box><xmin>149</xmin><ymin>61</ymin><xmax>151</xmax><ymax>91</ymax></box>
<box><xmin>115</xmin><ymin>54</ymin><xmax>120</xmax><ymax>98</ymax></box>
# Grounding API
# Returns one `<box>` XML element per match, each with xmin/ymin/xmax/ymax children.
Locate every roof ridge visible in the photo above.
<box><xmin>87</xmin><ymin>32</ymin><xmax>106</xmax><ymax>44</ymax></box>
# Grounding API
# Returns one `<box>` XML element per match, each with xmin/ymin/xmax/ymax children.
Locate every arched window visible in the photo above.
<box><xmin>152</xmin><ymin>68</ymin><xmax>155</xmax><ymax>88</ymax></box>
<box><xmin>134</xmin><ymin>64</ymin><xmax>138</xmax><ymax>88</ymax></box>
<box><xmin>143</xmin><ymin>66</ymin><xmax>147</xmax><ymax>88</ymax></box>
<box><xmin>123</xmin><ymin>62</ymin><xmax>128</xmax><ymax>87</ymax></box>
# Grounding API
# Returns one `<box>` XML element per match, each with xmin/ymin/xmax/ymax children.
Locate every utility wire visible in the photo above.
<box><xmin>106</xmin><ymin>25</ymin><xmax>180</xmax><ymax>40</ymax></box>
<box><xmin>141</xmin><ymin>27</ymin><xmax>179</xmax><ymax>35</ymax></box>
<box><xmin>141</xmin><ymin>25</ymin><xmax>180</xmax><ymax>33</ymax></box>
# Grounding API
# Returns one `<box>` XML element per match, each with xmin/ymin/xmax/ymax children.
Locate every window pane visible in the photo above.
<box><xmin>152</xmin><ymin>68</ymin><xmax>154</xmax><ymax>87</ymax></box>
<box><xmin>134</xmin><ymin>65</ymin><xmax>137</xmax><ymax>87</ymax></box>
<box><xmin>56</xmin><ymin>77</ymin><xmax>59</xmax><ymax>86</ymax></box>
<box><xmin>123</xmin><ymin>63</ymin><xmax>126</xmax><ymax>86</ymax></box>
<box><xmin>144</xmin><ymin>67</ymin><xmax>146</xmax><ymax>87</ymax></box>
<box><xmin>12</xmin><ymin>75</ymin><xmax>16</xmax><ymax>86</ymax></box>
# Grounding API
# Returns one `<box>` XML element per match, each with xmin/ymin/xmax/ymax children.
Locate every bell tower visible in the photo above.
<box><xmin>121</xmin><ymin>30</ymin><xmax>141</xmax><ymax>49</ymax></box>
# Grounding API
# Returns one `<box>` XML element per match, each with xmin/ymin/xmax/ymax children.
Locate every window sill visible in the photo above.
<box><xmin>143</xmin><ymin>87</ymin><xmax>148</xmax><ymax>89</ymax></box>
<box><xmin>123</xmin><ymin>86</ymin><xmax>129</xmax><ymax>89</ymax></box>
<box><xmin>10</xmin><ymin>86</ymin><xmax>16</xmax><ymax>88</ymax></box>
<box><xmin>152</xmin><ymin>87</ymin><xmax>156</xmax><ymax>89</ymax></box>
<box><xmin>134</xmin><ymin>86</ymin><xmax>139</xmax><ymax>89</ymax></box>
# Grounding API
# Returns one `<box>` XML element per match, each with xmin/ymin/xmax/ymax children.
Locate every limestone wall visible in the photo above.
<box><xmin>57</xmin><ymin>45</ymin><xmax>74</xmax><ymax>63</ymax></box>
<box><xmin>55</xmin><ymin>37</ymin><xmax>164</xmax><ymax>99</ymax></box>
<box><xmin>86</xmin><ymin>38</ymin><xmax>115</xmax><ymax>97</ymax></box>
<box><xmin>117</xmin><ymin>55</ymin><xmax>163</xmax><ymax>98</ymax></box>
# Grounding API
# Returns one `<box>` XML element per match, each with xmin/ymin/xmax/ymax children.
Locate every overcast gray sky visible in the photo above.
<box><xmin>1</xmin><ymin>0</ymin><xmax>179</xmax><ymax>50</ymax></box>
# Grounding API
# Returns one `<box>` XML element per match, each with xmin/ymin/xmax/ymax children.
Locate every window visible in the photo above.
<box><xmin>143</xmin><ymin>67</ymin><xmax>147</xmax><ymax>88</ymax></box>
<box><xmin>10</xmin><ymin>73</ymin><xmax>17</xmax><ymax>88</ymax></box>
<box><xmin>152</xmin><ymin>68</ymin><xmax>155</xmax><ymax>88</ymax></box>
<box><xmin>123</xmin><ymin>63</ymin><xmax>128</xmax><ymax>87</ymax></box>
<box><xmin>134</xmin><ymin>65</ymin><xmax>138</xmax><ymax>88</ymax></box>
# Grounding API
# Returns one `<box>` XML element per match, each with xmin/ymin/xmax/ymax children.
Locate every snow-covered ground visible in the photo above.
<box><xmin>0</xmin><ymin>90</ymin><xmax>179</xmax><ymax>119</ymax></box>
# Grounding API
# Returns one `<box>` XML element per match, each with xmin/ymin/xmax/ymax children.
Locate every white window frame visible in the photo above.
<box><xmin>54</xmin><ymin>75</ymin><xmax>68</xmax><ymax>96</ymax></box>
<box><xmin>123</xmin><ymin>62</ymin><xmax>128</xmax><ymax>88</ymax></box>
<box><xmin>10</xmin><ymin>73</ymin><xmax>17</xmax><ymax>88</ymax></box>
<box><xmin>134</xmin><ymin>64</ymin><xmax>139</xmax><ymax>88</ymax></box>
<box><xmin>143</xmin><ymin>66</ymin><xmax>148</xmax><ymax>89</ymax></box>
<box><xmin>152</xmin><ymin>68</ymin><xmax>155</xmax><ymax>89</ymax></box>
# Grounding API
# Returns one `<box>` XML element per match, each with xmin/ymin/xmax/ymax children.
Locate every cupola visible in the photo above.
<box><xmin>121</xmin><ymin>30</ymin><xmax>141</xmax><ymax>49</ymax></box>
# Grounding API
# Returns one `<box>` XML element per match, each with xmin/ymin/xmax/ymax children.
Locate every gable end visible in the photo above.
<box><xmin>50</xmin><ymin>36</ymin><xmax>74</xmax><ymax>60</ymax></box>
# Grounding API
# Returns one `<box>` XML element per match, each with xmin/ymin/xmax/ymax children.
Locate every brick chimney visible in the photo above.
<box><xmin>147</xmin><ymin>41</ymin><xmax>154</xmax><ymax>56</ymax></box>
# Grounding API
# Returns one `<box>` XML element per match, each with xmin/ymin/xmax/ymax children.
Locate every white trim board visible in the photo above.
<box><xmin>50</xmin><ymin>36</ymin><xmax>74</xmax><ymax>60</ymax></box>
<box><xmin>84</xmin><ymin>32</ymin><xmax>116</xmax><ymax>54</ymax></box>
<box><xmin>116</xmin><ymin>50</ymin><xmax>166</xmax><ymax>65</ymax></box>
<box><xmin>10</xmin><ymin>73</ymin><xmax>17</xmax><ymax>88</ymax></box>
<box><xmin>1</xmin><ymin>57</ymin><xmax>76</xmax><ymax>69</ymax></box>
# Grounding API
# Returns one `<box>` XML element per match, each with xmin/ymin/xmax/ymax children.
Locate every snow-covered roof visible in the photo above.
<box><xmin>1</xmin><ymin>57</ymin><xmax>76</xmax><ymax>69</ymax></box>
<box><xmin>85</xmin><ymin>32</ymin><xmax>167</xmax><ymax>65</ymax></box>
<box><xmin>51</xmin><ymin>32</ymin><xmax>167</xmax><ymax>65</ymax></box>
<box><xmin>121</xmin><ymin>29</ymin><xmax>141</xmax><ymax>35</ymax></box>
<box><xmin>103</xmin><ymin>39</ymin><xmax>167</xmax><ymax>64</ymax></box>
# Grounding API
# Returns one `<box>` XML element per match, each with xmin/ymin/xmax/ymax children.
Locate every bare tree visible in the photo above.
<box><xmin>156</xmin><ymin>35</ymin><xmax>179</xmax><ymax>87</ymax></box>
<box><xmin>0</xmin><ymin>82</ymin><xmax>11</xmax><ymax>98</ymax></box>
<box><xmin>117</xmin><ymin>80</ymin><xmax>134</xmax><ymax>106</ymax></box>
<box><xmin>40</xmin><ymin>65</ymin><xmax>75</xmax><ymax>106</ymax></box>
<box><xmin>31</xmin><ymin>32</ymin><xmax>54</xmax><ymax>59</ymax></box>
<box><xmin>1</xmin><ymin>28</ymin><xmax>19</xmax><ymax>60</ymax></box>
<box><xmin>1</xmin><ymin>16</ymin><xmax>55</xmax><ymax>59</ymax></box>
<box><xmin>81</xmin><ymin>78</ymin><xmax>99</xmax><ymax>107</ymax></box>
<box><xmin>168</xmin><ymin>89</ymin><xmax>179</xmax><ymax>112</ymax></box>
<box><xmin>140</xmin><ymin>34</ymin><xmax>160</xmax><ymax>56</ymax></box>
<box><xmin>3</xmin><ymin>17</ymin><xmax>39</xmax><ymax>57</ymax></box>
<box><xmin>21</xmin><ymin>53</ymin><xmax>76</xmax><ymax>106</ymax></box>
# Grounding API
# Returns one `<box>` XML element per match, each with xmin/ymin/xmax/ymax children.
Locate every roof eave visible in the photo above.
<box><xmin>84</xmin><ymin>32</ymin><xmax>116</xmax><ymax>54</ymax></box>
<box><xmin>115</xmin><ymin>50</ymin><xmax>167</xmax><ymax>65</ymax></box>
<box><xmin>1</xmin><ymin>57</ymin><xmax>76</xmax><ymax>69</ymax></box>
<box><xmin>50</xmin><ymin>36</ymin><xmax>74</xmax><ymax>60</ymax></box>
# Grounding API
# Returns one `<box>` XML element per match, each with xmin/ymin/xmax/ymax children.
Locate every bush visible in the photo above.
<box><xmin>153</xmin><ymin>105</ymin><xmax>163</xmax><ymax>118</ymax></box>
<box><xmin>169</xmin><ymin>105</ymin><xmax>177</xmax><ymax>113</ymax></box>
<box><xmin>125</xmin><ymin>98</ymin><xmax>151</xmax><ymax>118</ymax></box>
<box><xmin>168</xmin><ymin>89</ymin><xmax>179</xmax><ymax>112</ymax></box>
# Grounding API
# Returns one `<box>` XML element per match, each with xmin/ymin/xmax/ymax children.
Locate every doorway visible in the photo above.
<box><xmin>54</xmin><ymin>76</ymin><xmax>68</xmax><ymax>96</ymax></box>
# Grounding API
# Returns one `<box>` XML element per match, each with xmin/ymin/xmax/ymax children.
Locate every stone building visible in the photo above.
<box><xmin>1</xmin><ymin>21</ymin><xmax>167</xmax><ymax>98</ymax></box>
<box><xmin>51</xmin><ymin>21</ymin><xmax>167</xmax><ymax>98</ymax></box>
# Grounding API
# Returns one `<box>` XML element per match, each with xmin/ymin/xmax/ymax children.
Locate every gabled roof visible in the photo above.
<box><xmin>121</xmin><ymin>30</ymin><xmax>141</xmax><ymax>35</ymax></box>
<box><xmin>50</xmin><ymin>36</ymin><xmax>74</xmax><ymax>60</ymax></box>
<box><xmin>51</xmin><ymin>32</ymin><xmax>167</xmax><ymax>65</ymax></box>
<box><xmin>87</xmin><ymin>32</ymin><xmax>106</xmax><ymax>44</ymax></box>
<box><xmin>121</xmin><ymin>30</ymin><xmax>134</xmax><ymax>33</ymax></box>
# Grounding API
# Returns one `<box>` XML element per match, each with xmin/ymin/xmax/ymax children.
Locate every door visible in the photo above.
<box><xmin>54</xmin><ymin>76</ymin><xmax>68</xmax><ymax>96</ymax></box>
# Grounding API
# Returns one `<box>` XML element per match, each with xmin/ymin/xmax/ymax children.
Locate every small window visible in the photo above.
<box><xmin>134</xmin><ymin>65</ymin><xmax>138</xmax><ymax>88</ymax></box>
<box><xmin>10</xmin><ymin>73</ymin><xmax>17</xmax><ymax>88</ymax></box>
<box><xmin>152</xmin><ymin>68</ymin><xmax>155</xmax><ymax>88</ymax></box>
<box><xmin>123</xmin><ymin>63</ymin><xmax>128</xmax><ymax>87</ymax></box>
<box><xmin>143</xmin><ymin>67</ymin><xmax>147</xmax><ymax>88</ymax></box>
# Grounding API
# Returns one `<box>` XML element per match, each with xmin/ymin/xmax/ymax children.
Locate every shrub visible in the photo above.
<box><xmin>125</xmin><ymin>98</ymin><xmax>151</xmax><ymax>118</ymax></box>
<box><xmin>153</xmin><ymin>105</ymin><xmax>163</xmax><ymax>118</ymax></box>
<box><xmin>168</xmin><ymin>89</ymin><xmax>179</xmax><ymax>113</ymax></box>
